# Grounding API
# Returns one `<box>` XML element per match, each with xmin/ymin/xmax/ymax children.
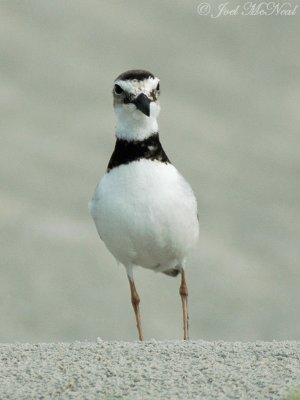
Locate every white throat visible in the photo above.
<box><xmin>114</xmin><ymin>102</ymin><xmax>160</xmax><ymax>141</ymax></box>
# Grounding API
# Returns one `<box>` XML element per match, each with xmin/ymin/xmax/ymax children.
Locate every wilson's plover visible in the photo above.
<box><xmin>89</xmin><ymin>69</ymin><xmax>199</xmax><ymax>340</ymax></box>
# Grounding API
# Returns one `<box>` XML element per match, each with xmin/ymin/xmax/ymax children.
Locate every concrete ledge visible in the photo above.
<box><xmin>1</xmin><ymin>340</ymin><xmax>300</xmax><ymax>399</ymax></box>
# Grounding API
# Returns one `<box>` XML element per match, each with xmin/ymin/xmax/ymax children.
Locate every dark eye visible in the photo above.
<box><xmin>114</xmin><ymin>84</ymin><xmax>123</xmax><ymax>95</ymax></box>
<box><xmin>156</xmin><ymin>82</ymin><xmax>160</xmax><ymax>91</ymax></box>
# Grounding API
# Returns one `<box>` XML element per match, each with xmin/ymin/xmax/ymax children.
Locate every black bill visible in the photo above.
<box><xmin>132</xmin><ymin>93</ymin><xmax>151</xmax><ymax>117</ymax></box>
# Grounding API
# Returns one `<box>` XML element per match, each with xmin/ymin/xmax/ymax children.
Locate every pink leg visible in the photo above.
<box><xmin>179</xmin><ymin>270</ymin><xmax>189</xmax><ymax>340</ymax></box>
<box><xmin>128</xmin><ymin>278</ymin><xmax>144</xmax><ymax>341</ymax></box>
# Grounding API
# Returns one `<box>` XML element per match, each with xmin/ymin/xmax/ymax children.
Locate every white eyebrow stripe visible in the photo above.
<box><xmin>115</xmin><ymin>80</ymin><xmax>137</xmax><ymax>95</ymax></box>
<box><xmin>114</xmin><ymin>77</ymin><xmax>160</xmax><ymax>96</ymax></box>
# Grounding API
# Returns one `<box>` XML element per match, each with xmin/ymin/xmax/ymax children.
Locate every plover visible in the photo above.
<box><xmin>89</xmin><ymin>69</ymin><xmax>199</xmax><ymax>340</ymax></box>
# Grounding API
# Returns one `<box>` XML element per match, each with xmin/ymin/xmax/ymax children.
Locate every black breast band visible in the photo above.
<box><xmin>107</xmin><ymin>133</ymin><xmax>171</xmax><ymax>172</ymax></box>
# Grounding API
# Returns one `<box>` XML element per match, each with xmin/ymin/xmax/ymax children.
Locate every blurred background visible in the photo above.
<box><xmin>0</xmin><ymin>0</ymin><xmax>299</xmax><ymax>343</ymax></box>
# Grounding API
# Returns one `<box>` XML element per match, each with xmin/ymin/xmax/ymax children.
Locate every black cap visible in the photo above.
<box><xmin>115</xmin><ymin>69</ymin><xmax>155</xmax><ymax>81</ymax></box>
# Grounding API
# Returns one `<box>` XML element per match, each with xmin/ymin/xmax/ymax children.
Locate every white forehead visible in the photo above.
<box><xmin>114</xmin><ymin>77</ymin><xmax>159</xmax><ymax>95</ymax></box>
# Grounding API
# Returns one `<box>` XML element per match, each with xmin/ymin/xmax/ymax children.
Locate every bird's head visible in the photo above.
<box><xmin>112</xmin><ymin>69</ymin><xmax>161</xmax><ymax>141</ymax></box>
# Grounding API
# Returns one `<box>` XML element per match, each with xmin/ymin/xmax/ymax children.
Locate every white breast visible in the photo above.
<box><xmin>89</xmin><ymin>160</ymin><xmax>199</xmax><ymax>272</ymax></box>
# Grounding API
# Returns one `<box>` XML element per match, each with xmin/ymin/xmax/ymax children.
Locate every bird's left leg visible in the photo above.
<box><xmin>179</xmin><ymin>269</ymin><xmax>189</xmax><ymax>340</ymax></box>
<box><xmin>127</xmin><ymin>275</ymin><xmax>144</xmax><ymax>341</ymax></box>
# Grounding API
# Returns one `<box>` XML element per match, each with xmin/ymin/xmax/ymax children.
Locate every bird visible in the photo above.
<box><xmin>89</xmin><ymin>69</ymin><xmax>199</xmax><ymax>340</ymax></box>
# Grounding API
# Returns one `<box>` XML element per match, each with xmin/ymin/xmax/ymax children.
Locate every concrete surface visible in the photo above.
<box><xmin>1</xmin><ymin>340</ymin><xmax>300</xmax><ymax>399</ymax></box>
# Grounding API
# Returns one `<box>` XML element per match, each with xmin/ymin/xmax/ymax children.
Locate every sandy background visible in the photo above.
<box><xmin>0</xmin><ymin>0</ymin><xmax>299</xmax><ymax>342</ymax></box>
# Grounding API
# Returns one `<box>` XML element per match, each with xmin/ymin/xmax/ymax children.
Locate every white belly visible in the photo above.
<box><xmin>89</xmin><ymin>160</ymin><xmax>199</xmax><ymax>272</ymax></box>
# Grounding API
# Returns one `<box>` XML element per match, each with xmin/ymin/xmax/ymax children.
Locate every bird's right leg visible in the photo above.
<box><xmin>127</xmin><ymin>274</ymin><xmax>144</xmax><ymax>341</ymax></box>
